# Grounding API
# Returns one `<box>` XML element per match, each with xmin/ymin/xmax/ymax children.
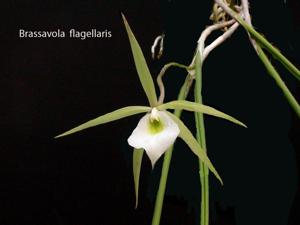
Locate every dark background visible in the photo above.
<box><xmin>1</xmin><ymin>0</ymin><xmax>299</xmax><ymax>225</ymax></box>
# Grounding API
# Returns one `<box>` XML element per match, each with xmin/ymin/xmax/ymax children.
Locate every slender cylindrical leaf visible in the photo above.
<box><xmin>55</xmin><ymin>106</ymin><xmax>150</xmax><ymax>138</ymax></box>
<box><xmin>133</xmin><ymin>148</ymin><xmax>144</xmax><ymax>209</ymax></box>
<box><xmin>122</xmin><ymin>14</ymin><xmax>158</xmax><ymax>107</ymax></box>
<box><xmin>158</xmin><ymin>100</ymin><xmax>246</xmax><ymax>128</ymax></box>
<box><xmin>256</xmin><ymin>46</ymin><xmax>300</xmax><ymax>118</ymax></box>
<box><xmin>165</xmin><ymin>111</ymin><xmax>223</xmax><ymax>184</ymax></box>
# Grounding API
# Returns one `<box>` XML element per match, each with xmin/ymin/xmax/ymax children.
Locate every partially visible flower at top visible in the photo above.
<box><xmin>128</xmin><ymin>108</ymin><xmax>180</xmax><ymax>167</ymax></box>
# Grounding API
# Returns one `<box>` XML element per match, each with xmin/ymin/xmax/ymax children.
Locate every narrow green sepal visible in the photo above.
<box><xmin>55</xmin><ymin>106</ymin><xmax>150</xmax><ymax>138</ymax></box>
<box><xmin>133</xmin><ymin>148</ymin><xmax>144</xmax><ymax>209</ymax></box>
<box><xmin>122</xmin><ymin>14</ymin><xmax>158</xmax><ymax>107</ymax></box>
<box><xmin>166</xmin><ymin>111</ymin><xmax>223</xmax><ymax>184</ymax></box>
<box><xmin>158</xmin><ymin>100</ymin><xmax>246</xmax><ymax>128</ymax></box>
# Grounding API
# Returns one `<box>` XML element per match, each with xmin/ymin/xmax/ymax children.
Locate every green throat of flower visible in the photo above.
<box><xmin>148</xmin><ymin>118</ymin><xmax>164</xmax><ymax>134</ymax></box>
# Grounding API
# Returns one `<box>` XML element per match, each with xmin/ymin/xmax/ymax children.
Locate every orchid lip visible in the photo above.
<box><xmin>127</xmin><ymin>109</ymin><xmax>180</xmax><ymax>167</ymax></box>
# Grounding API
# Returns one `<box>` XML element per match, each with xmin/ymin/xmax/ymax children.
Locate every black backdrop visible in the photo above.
<box><xmin>1</xmin><ymin>0</ymin><xmax>300</xmax><ymax>225</ymax></box>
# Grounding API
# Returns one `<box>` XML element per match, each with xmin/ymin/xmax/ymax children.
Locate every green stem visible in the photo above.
<box><xmin>256</xmin><ymin>46</ymin><xmax>300</xmax><ymax>118</ymax></box>
<box><xmin>194</xmin><ymin>52</ymin><xmax>209</xmax><ymax>225</ymax></box>
<box><xmin>151</xmin><ymin>75</ymin><xmax>194</xmax><ymax>225</ymax></box>
<box><xmin>214</xmin><ymin>0</ymin><xmax>300</xmax><ymax>81</ymax></box>
<box><xmin>239</xmin><ymin>19</ymin><xmax>300</xmax><ymax>82</ymax></box>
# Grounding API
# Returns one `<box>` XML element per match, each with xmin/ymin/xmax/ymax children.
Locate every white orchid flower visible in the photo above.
<box><xmin>128</xmin><ymin>108</ymin><xmax>180</xmax><ymax>167</ymax></box>
<box><xmin>55</xmin><ymin>14</ymin><xmax>246</xmax><ymax>207</ymax></box>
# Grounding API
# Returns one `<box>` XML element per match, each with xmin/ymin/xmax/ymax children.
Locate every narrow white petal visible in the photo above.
<box><xmin>128</xmin><ymin>110</ymin><xmax>180</xmax><ymax>167</ymax></box>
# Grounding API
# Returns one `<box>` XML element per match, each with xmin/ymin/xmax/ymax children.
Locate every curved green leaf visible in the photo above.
<box><xmin>158</xmin><ymin>100</ymin><xmax>246</xmax><ymax>128</ymax></box>
<box><xmin>122</xmin><ymin>14</ymin><xmax>158</xmax><ymax>107</ymax></box>
<box><xmin>165</xmin><ymin>111</ymin><xmax>223</xmax><ymax>184</ymax></box>
<box><xmin>133</xmin><ymin>148</ymin><xmax>144</xmax><ymax>209</ymax></box>
<box><xmin>55</xmin><ymin>106</ymin><xmax>150</xmax><ymax>138</ymax></box>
